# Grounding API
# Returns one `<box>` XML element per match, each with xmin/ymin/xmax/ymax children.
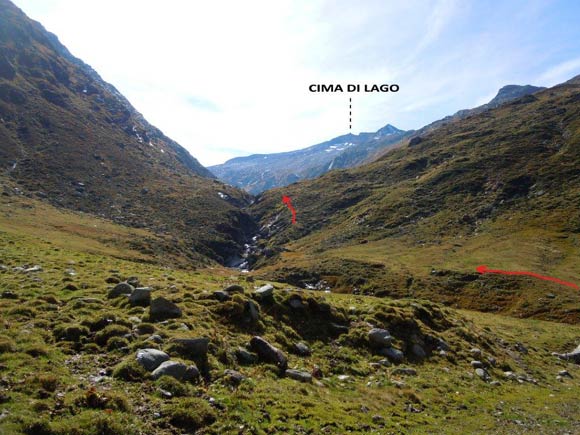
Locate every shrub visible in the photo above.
<box><xmin>112</xmin><ymin>358</ymin><xmax>147</xmax><ymax>382</ymax></box>
<box><xmin>23</xmin><ymin>342</ymin><xmax>50</xmax><ymax>357</ymax></box>
<box><xmin>67</xmin><ymin>387</ymin><xmax>130</xmax><ymax>412</ymax></box>
<box><xmin>54</xmin><ymin>324</ymin><xmax>89</xmax><ymax>342</ymax></box>
<box><xmin>156</xmin><ymin>375</ymin><xmax>189</xmax><ymax>397</ymax></box>
<box><xmin>163</xmin><ymin>398</ymin><xmax>216</xmax><ymax>430</ymax></box>
<box><xmin>94</xmin><ymin>324</ymin><xmax>131</xmax><ymax>346</ymax></box>
<box><xmin>107</xmin><ymin>337</ymin><xmax>130</xmax><ymax>351</ymax></box>
<box><xmin>0</xmin><ymin>335</ymin><xmax>16</xmax><ymax>353</ymax></box>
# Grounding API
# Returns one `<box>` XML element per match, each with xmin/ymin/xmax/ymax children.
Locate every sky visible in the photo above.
<box><xmin>11</xmin><ymin>0</ymin><xmax>580</xmax><ymax>166</ymax></box>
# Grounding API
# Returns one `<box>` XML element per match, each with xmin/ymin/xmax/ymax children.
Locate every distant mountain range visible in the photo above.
<box><xmin>210</xmin><ymin>84</ymin><xmax>545</xmax><ymax>194</ymax></box>
<box><xmin>209</xmin><ymin>124</ymin><xmax>408</xmax><ymax>194</ymax></box>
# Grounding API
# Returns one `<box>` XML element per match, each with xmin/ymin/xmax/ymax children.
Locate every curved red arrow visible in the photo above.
<box><xmin>282</xmin><ymin>195</ymin><xmax>296</xmax><ymax>224</ymax></box>
<box><xmin>476</xmin><ymin>265</ymin><xmax>578</xmax><ymax>289</ymax></box>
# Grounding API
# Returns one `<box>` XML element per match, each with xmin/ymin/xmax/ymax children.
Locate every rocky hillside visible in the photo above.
<box><xmin>248</xmin><ymin>76</ymin><xmax>580</xmax><ymax>323</ymax></box>
<box><xmin>209</xmin><ymin>124</ymin><xmax>407</xmax><ymax>194</ymax></box>
<box><xmin>0</xmin><ymin>207</ymin><xmax>579</xmax><ymax>434</ymax></box>
<box><xmin>0</xmin><ymin>0</ymin><xmax>256</xmax><ymax>265</ymax></box>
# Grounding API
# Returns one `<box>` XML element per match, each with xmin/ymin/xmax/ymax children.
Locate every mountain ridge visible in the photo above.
<box><xmin>209</xmin><ymin>123</ymin><xmax>407</xmax><ymax>194</ymax></box>
<box><xmin>0</xmin><ymin>0</ymin><xmax>254</xmax><ymax>266</ymax></box>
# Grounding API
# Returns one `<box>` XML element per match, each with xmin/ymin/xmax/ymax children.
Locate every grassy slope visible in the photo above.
<box><xmin>250</xmin><ymin>78</ymin><xmax>580</xmax><ymax>323</ymax></box>
<box><xmin>0</xmin><ymin>196</ymin><xmax>579</xmax><ymax>434</ymax></box>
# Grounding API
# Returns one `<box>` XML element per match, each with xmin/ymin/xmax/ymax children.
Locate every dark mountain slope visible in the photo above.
<box><xmin>0</xmin><ymin>0</ymin><xmax>255</xmax><ymax>265</ymax></box>
<box><xmin>209</xmin><ymin>124</ymin><xmax>407</xmax><ymax>194</ymax></box>
<box><xmin>249</xmin><ymin>76</ymin><xmax>580</xmax><ymax>323</ymax></box>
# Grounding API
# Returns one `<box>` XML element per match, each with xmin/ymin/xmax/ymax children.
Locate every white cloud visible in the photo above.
<box><xmin>536</xmin><ymin>57</ymin><xmax>580</xmax><ymax>86</ymax></box>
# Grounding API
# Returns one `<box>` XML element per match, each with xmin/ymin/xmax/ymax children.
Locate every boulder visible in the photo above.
<box><xmin>170</xmin><ymin>337</ymin><xmax>209</xmax><ymax>358</ymax></box>
<box><xmin>1</xmin><ymin>291</ymin><xmax>18</xmax><ymax>299</ymax></box>
<box><xmin>471</xmin><ymin>360</ymin><xmax>484</xmax><ymax>369</ymax></box>
<box><xmin>129</xmin><ymin>287</ymin><xmax>152</xmax><ymax>306</ymax></box>
<box><xmin>136</xmin><ymin>348</ymin><xmax>170</xmax><ymax>372</ymax></box>
<box><xmin>151</xmin><ymin>361</ymin><xmax>199</xmax><ymax>381</ymax></box>
<box><xmin>223</xmin><ymin>369</ymin><xmax>245</xmax><ymax>386</ymax></box>
<box><xmin>249</xmin><ymin>336</ymin><xmax>288</xmax><ymax>370</ymax></box>
<box><xmin>294</xmin><ymin>342</ymin><xmax>311</xmax><ymax>356</ymax></box>
<box><xmin>554</xmin><ymin>344</ymin><xmax>580</xmax><ymax>363</ymax></box>
<box><xmin>126</xmin><ymin>276</ymin><xmax>140</xmax><ymax>287</ymax></box>
<box><xmin>224</xmin><ymin>284</ymin><xmax>244</xmax><ymax>294</ymax></box>
<box><xmin>235</xmin><ymin>347</ymin><xmax>258</xmax><ymax>365</ymax></box>
<box><xmin>368</xmin><ymin>328</ymin><xmax>392</xmax><ymax>347</ymax></box>
<box><xmin>378</xmin><ymin>347</ymin><xmax>404</xmax><ymax>364</ymax></box>
<box><xmin>411</xmin><ymin>343</ymin><xmax>426</xmax><ymax>359</ymax></box>
<box><xmin>108</xmin><ymin>283</ymin><xmax>134</xmax><ymax>299</ymax></box>
<box><xmin>254</xmin><ymin>284</ymin><xmax>274</xmax><ymax>300</ymax></box>
<box><xmin>285</xmin><ymin>369</ymin><xmax>312</xmax><ymax>383</ymax></box>
<box><xmin>149</xmin><ymin>297</ymin><xmax>182</xmax><ymax>321</ymax></box>
<box><xmin>145</xmin><ymin>334</ymin><xmax>164</xmax><ymax>344</ymax></box>
<box><xmin>288</xmin><ymin>295</ymin><xmax>304</xmax><ymax>309</ymax></box>
<box><xmin>475</xmin><ymin>368</ymin><xmax>491</xmax><ymax>381</ymax></box>
<box><xmin>329</xmin><ymin>323</ymin><xmax>349</xmax><ymax>335</ymax></box>
<box><xmin>245</xmin><ymin>300</ymin><xmax>259</xmax><ymax>322</ymax></box>
<box><xmin>213</xmin><ymin>291</ymin><xmax>231</xmax><ymax>302</ymax></box>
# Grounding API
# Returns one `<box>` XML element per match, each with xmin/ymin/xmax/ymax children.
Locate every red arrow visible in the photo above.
<box><xmin>282</xmin><ymin>195</ymin><xmax>296</xmax><ymax>224</ymax></box>
<box><xmin>476</xmin><ymin>265</ymin><xmax>579</xmax><ymax>289</ymax></box>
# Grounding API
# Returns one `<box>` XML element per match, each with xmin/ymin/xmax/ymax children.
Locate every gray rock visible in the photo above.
<box><xmin>145</xmin><ymin>334</ymin><xmax>164</xmax><ymax>344</ymax></box>
<box><xmin>378</xmin><ymin>358</ymin><xmax>392</xmax><ymax>367</ymax></box>
<box><xmin>254</xmin><ymin>284</ymin><xmax>274</xmax><ymax>299</ymax></box>
<box><xmin>378</xmin><ymin>347</ymin><xmax>404</xmax><ymax>364</ymax></box>
<box><xmin>558</xmin><ymin>370</ymin><xmax>572</xmax><ymax>378</ymax></box>
<box><xmin>136</xmin><ymin>348</ymin><xmax>170</xmax><ymax>371</ymax></box>
<box><xmin>150</xmin><ymin>297</ymin><xmax>182</xmax><ymax>321</ymax></box>
<box><xmin>126</xmin><ymin>276</ymin><xmax>140</xmax><ymax>287</ymax></box>
<box><xmin>224</xmin><ymin>369</ymin><xmax>245</xmax><ymax>385</ymax></box>
<box><xmin>1</xmin><ymin>291</ymin><xmax>18</xmax><ymax>299</ymax></box>
<box><xmin>129</xmin><ymin>287</ymin><xmax>152</xmax><ymax>306</ymax></box>
<box><xmin>108</xmin><ymin>283</ymin><xmax>134</xmax><ymax>299</ymax></box>
<box><xmin>435</xmin><ymin>338</ymin><xmax>450</xmax><ymax>351</ymax></box>
<box><xmin>171</xmin><ymin>337</ymin><xmax>209</xmax><ymax>358</ymax></box>
<box><xmin>286</xmin><ymin>369</ymin><xmax>312</xmax><ymax>383</ymax></box>
<box><xmin>235</xmin><ymin>347</ymin><xmax>258</xmax><ymax>364</ymax></box>
<box><xmin>329</xmin><ymin>323</ymin><xmax>349</xmax><ymax>335</ymax></box>
<box><xmin>471</xmin><ymin>360</ymin><xmax>484</xmax><ymax>369</ymax></box>
<box><xmin>514</xmin><ymin>342</ymin><xmax>528</xmax><ymax>354</ymax></box>
<box><xmin>411</xmin><ymin>343</ymin><xmax>426</xmax><ymax>359</ymax></box>
<box><xmin>470</xmin><ymin>348</ymin><xmax>482</xmax><ymax>358</ymax></box>
<box><xmin>475</xmin><ymin>368</ymin><xmax>490</xmax><ymax>381</ymax></box>
<box><xmin>245</xmin><ymin>300</ymin><xmax>259</xmax><ymax>322</ymax></box>
<box><xmin>151</xmin><ymin>361</ymin><xmax>199</xmax><ymax>381</ymax></box>
<box><xmin>490</xmin><ymin>381</ymin><xmax>501</xmax><ymax>387</ymax></box>
<box><xmin>554</xmin><ymin>344</ymin><xmax>580</xmax><ymax>363</ymax></box>
<box><xmin>288</xmin><ymin>295</ymin><xmax>304</xmax><ymax>309</ymax></box>
<box><xmin>213</xmin><ymin>290</ymin><xmax>231</xmax><ymax>302</ymax></box>
<box><xmin>368</xmin><ymin>328</ymin><xmax>392</xmax><ymax>347</ymax></box>
<box><xmin>392</xmin><ymin>367</ymin><xmax>417</xmax><ymax>376</ymax></box>
<box><xmin>224</xmin><ymin>284</ymin><xmax>245</xmax><ymax>294</ymax></box>
<box><xmin>250</xmin><ymin>336</ymin><xmax>288</xmax><ymax>370</ymax></box>
<box><xmin>294</xmin><ymin>342</ymin><xmax>311</xmax><ymax>356</ymax></box>
<box><xmin>486</xmin><ymin>356</ymin><xmax>497</xmax><ymax>367</ymax></box>
<box><xmin>503</xmin><ymin>371</ymin><xmax>517</xmax><ymax>380</ymax></box>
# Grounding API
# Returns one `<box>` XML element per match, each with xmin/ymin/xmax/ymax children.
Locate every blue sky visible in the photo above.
<box><xmin>12</xmin><ymin>0</ymin><xmax>580</xmax><ymax>166</ymax></box>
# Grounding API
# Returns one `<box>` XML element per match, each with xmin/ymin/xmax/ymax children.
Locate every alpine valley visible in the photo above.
<box><xmin>0</xmin><ymin>1</ymin><xmax>579</xmax><ymax>435</ymax></box>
